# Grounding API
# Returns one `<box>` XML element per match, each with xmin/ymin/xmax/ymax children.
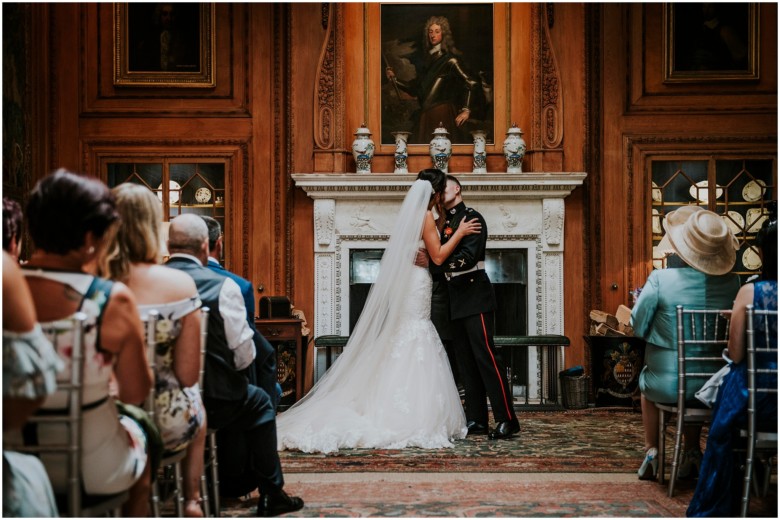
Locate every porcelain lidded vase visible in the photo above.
<box><xmin>391</xmin><ymin>131</ymin><xmax>411</xmax><ymax>174</ymax></box>
<box><xmin>429</xmin><ymin>122</ymin><xmax>452</xmax><ymax>173</ymax></box>
<box><xmin>502</xmin><ymin>123</ymin><xmax>527</xmax><ymax>174</ymax></box>
<box><xmin>351</xmin><ymin>124</ymin><xmax>375</xmax><ymax>174</ymax></box>
<box><xmin>471</xmin><ymin>129</ymin><xmax>487</xmax><ymax>174</ymax></box>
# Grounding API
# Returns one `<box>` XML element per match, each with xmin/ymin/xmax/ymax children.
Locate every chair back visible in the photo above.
<box><xmin>660</xmin><ymin>305</ymin><xmax>732</xmax><ymax>495</ymax></box>
<box><xmin>741</xmin><ymin>305</ymin><xmax>778</xmax><ymax>516</ymax></box>
<box><xmin>198</xmin><ymin>307</ymin><xmax>210</xmax><ymax>390</ymax></box>
<box><xmin>10</xmin><ymin>312</ymin><xmax>88</xmax><ymax>516</ymax></box>
<box><xmin>675</xmin><ymin>305</ymin><xmax>731</xmax><ymax>409</ymax></box>
<box><xmin>745</xmin><ymin>305</ymin><xmax>779</xmax><ymax>418</ymax></box>
<box><xmin>194</xmin><ymin>306</ymin><xmax>222</xmax><ymax>517</ymax></box>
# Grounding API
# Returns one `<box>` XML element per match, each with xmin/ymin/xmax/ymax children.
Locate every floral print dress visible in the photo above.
<box><xmin>20</xmin><ymin>270</ymin><xmax>149</xmax><ymax>495</ymax></box>
<box><xmin>139</xmin><ymin>296</ymin><xmax>206</xmax><ymax>453</ymax></box>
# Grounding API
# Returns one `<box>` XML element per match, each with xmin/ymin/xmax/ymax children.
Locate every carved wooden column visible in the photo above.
<box><xmin>312</xmin><ymin>3</ymin><xmax>346</xmax><ymax>173</ymax></box>
<box><xmin>530</xmin><ymin>3</ymin><xmax>564</xmax><ymax>172</ymax></box>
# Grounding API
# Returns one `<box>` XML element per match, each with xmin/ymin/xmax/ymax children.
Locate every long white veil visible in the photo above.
<box><xmin>277</xmin><ymin>179</ymin><xmax>433</xmax><ymax>420</ymax></box>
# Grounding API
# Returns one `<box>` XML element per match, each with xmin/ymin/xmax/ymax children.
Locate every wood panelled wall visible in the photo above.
<box><xmin>597</xmin><ymin>3</ymin><xmax>777</xmax><ymax>322</ymax></box>
<box><xmin>6</xmin><ymin>3</ymin><xmax>777</xmax><ymax>373</ymax></box>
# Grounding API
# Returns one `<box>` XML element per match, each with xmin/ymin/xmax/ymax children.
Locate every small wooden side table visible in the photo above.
<box><xmin>255</xmin><ymin>318</ymin><xmax>304</xmax><ymax>403</ymax></box>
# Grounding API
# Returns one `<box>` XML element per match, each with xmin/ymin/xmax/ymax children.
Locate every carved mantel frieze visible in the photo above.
<box><xmin>292</xmin><ymin>173</ymin><xmax>587</xmax><ymax>200</ymax></box>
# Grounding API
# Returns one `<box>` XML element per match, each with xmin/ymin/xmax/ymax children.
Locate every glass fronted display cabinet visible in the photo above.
<box><xmin>105</xmin><ymin>160</ymin><xmax>227</xmax><ymax>264</ymax></box>
<box><xmin>651</xmin><ymin>158</ymin><xmax>776</xmax><ymax>281</ymax></box>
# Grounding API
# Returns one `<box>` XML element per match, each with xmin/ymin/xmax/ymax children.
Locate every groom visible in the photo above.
<box><xmin>439</xmin><ymin>175</ymin><xmax>519</xmax><ymax>440</ymax></box>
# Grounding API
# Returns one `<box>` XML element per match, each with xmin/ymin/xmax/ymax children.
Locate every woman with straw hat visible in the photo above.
<box><xmin>631</xmin><ymin>206</ymin><xmax>741</xmax><ymax>481</ymax></box>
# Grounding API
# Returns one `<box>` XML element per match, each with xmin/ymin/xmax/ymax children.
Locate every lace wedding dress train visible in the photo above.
<box><xmin>276</xmin><ymin>266</ymin><xmax>466</xmax><ymax>454</ymax></box>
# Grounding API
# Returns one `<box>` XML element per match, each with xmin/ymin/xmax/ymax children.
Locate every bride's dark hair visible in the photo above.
<box><xmin>416</xmin><ymin>168</ymin><xmax>446</xmax><ymax>197</ymax></box>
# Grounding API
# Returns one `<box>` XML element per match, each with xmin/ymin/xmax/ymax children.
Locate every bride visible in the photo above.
<box><xmin>276</xmin><ymin>169</ymin><xmax>481</xmax><ymax>453</ymax></box>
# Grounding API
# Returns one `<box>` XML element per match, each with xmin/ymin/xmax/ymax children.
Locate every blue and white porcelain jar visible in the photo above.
<box><xmin>392</xmin><ymin>131</ymin><xmax>411</xmax><ymax>174</ymax></box>
<box><xmin>502</xmin><ymin>124</ymin><xmax>526</xmax><ymax>174</ymax></box>
<box><xmin>471</xmin><ymin>129</ymin><xmax>487</xmax><ymax>174</ymax></box>
<box><xmin>351</xmin><ymin>124</ymin><xmax>375</xmax><ymax>174</ymax></box>
<box><xmin>429</xmin><ymin>123</ymin><xmax>452</xmax><ymax>173</ymax></box>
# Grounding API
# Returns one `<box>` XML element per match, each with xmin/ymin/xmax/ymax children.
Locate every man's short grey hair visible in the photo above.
<box><xmin>168</xmin><ymin>214</ymin><xmax>208</xmax><ymax>254</ymax></box>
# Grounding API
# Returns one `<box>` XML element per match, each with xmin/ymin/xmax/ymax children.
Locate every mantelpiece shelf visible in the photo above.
<box><xmin>291</xmin><ymin>173</ymin><xmax>587</xmax><ymax>201</ymax></box>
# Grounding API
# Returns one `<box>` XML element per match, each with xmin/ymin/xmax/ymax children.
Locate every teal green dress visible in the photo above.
<box><xmin>631</xmin><ymin>267</ymin><xmax>740</xmax><ymax>404</ymax></box>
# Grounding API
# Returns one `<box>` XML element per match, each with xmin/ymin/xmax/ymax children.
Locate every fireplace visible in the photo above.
<box><xmin>293</xmin><ymin>172</ymin><xmax>586</xmax><ymax>403</ymax></box>
<box><xmin>348</xmin><ymin>248</ymin><xmax>527</xmax><ymax>334</ymax></box>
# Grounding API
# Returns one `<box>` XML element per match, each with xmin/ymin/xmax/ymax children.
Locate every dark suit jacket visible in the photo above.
<box><xmin>206</xmin><ymin>258</ymin><xmax>277</xmax><ymax>403</ymax></box>
<box><xmin>208</xmin><ymin>258</ymin><xmax>255</xmax><ymax>324</ymax></box>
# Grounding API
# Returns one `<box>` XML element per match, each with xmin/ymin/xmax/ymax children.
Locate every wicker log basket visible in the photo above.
<box><xmin>560</xmin><ymin>371</ymin><xmax>590</xmax><ymax>410</ymax></box>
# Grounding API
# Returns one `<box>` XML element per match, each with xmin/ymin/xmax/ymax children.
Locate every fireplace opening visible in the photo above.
<box><xmin>348</xmin><ymin>248</ymin><xmax>529</xmax><ymax>393</ymax></box>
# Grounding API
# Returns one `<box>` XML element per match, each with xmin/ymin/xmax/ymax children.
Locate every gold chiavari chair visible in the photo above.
<box><xmin>8</xmin><ymin>312</ymin><xmax>128</xmax><ymax>517</ymax></box>
<box><xmin>657</xmin><ymin>306</ymin><xmax>731</xmax><ymax>497</ymax></box>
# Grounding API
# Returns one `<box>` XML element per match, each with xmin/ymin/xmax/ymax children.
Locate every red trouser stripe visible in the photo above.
<box><xmin>480</xmin><ymin>313</ymin><xmax>512</xmax><ymax>418</ymax></box>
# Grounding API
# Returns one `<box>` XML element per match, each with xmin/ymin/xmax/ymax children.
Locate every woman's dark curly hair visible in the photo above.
<box><xmin>416</xmin><ymin>168</ymin><xmax>446</xmax><ymax>197</ymax></box>
<box><xmin>26</xmin><ymin>169</ymin><xmax>118</xmax><ymax>255</ymax></box>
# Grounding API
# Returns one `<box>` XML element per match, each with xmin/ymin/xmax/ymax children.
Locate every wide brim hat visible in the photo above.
<box><xmin>662</xmin><ymin>206</ymin><xmax>738</xmax><ymax>275</ymax></box>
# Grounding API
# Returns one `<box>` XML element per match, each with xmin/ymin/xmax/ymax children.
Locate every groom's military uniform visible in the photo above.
<box><xmin>439</xmin><ymin>201</ymin><xmax>518</xmax><ymax>437</ymax></box>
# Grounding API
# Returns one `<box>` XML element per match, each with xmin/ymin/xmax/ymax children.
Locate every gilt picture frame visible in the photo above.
<box><xmin>664</xmin><ymin>2</ymin><xmax>759</xmax><ymax>83</ymax></box>
<box><xmin>379</xmin><ymin>3</ymin><xmax>495</xmax><ymax>146</ymax></box>
<box><xmin>114</xmin><ymin>2</ymin><xmax>215</xmax><ymax>88</ymax></box>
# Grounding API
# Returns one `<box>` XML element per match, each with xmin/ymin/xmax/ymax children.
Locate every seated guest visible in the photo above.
<box><xmin>100</xmin><ymin>184</ymin><xmax>207</xmax><ymax>517</ymax></box>
<box><xmin>687</xmin><ymin>209</ymin><xmax>777</xmax><ymax>517</ymax></box>
<box><xmin>201</xmin><ymin>215</ymin><xmax>279</xmax><ymax>405</ymax></box>
<box><xmin>631</xmin><ymin>206</ymin><xmax>741</xmax><ymax>480</ymax></box>
<box><xmin>165</xmin><ymin>214</ymin><xmax>304</xmax><ymax>517</ymax></box>
<box><xmin>201</xmin><ymin>215</ymin><xmax>282</xmax><ymax>498</ymax></box>
<box><xmin>3</xmin><ymin>197</ymin><xmax>23</xmax><ymax>259</ymax></box>
<box><xmin>22</xmin><ymin>169</ymin><xmax>156</xmax><ymax>517</ymax></box>
<box><xmin>3</xmin><ymin>251</ymin><xmax>61</xmax><ymax>517</ymax></box>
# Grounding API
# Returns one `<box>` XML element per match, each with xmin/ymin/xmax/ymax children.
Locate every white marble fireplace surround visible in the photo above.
<box><xmin>292</xmin><ymin>173</ymin><xmax>586</xmax><ymax>400</ymax></box>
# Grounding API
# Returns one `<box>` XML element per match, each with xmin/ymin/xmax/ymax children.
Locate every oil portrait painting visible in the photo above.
<box><xmin>380</xmin><ymin>3</ymin><xmax>494</xmax><ymax>145</ymax></box>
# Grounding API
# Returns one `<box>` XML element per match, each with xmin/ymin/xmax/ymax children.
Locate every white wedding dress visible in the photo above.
<box><xmin>276</xmin><ymin>180</ymin><xmax>467</xmax><ymax>454</ymax></box>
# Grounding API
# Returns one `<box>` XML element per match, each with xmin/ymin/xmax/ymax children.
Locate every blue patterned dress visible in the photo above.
<box><xmin>687</xmin><ymin>281</ymin><xmax>778</xmax><ymax>517</ymax></box>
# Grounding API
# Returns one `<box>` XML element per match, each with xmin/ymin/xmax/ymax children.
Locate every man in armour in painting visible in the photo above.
<box><xmin>385</xmin><ymin>16</ymin><xmax>482</xmax><ymax>144</ymax></box>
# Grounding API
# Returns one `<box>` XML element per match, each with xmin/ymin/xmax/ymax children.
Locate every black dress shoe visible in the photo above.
<box><xmin>466</xmin><ymin>421</ymin><xmax>488</xmax><ymax>435</ymax></box>
<box><xmin>258</xmin><ymin>489</ymin><xmax>304</xmax><ymax>517</ymax></box>
<box><xmin>488</xmin><ymin>418</ymin><xmax>520</xmax><ymax>440</ymax></box>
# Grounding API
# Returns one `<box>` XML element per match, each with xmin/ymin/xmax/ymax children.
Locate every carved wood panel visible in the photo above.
<box><xmin>81</xmin><ymin>3</ymin><xmax>250</xmax><ymax>116</ymax></box>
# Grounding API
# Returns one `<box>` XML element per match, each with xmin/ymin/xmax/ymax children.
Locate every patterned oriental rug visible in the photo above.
<box><xmin>278</xmin><ymin>409</ymin><xmax>647</xmax><ymax>474</ymax></box>
<box><xmin>209</xmin><ymin>408</ymin><xmax>777</xmax><ymax>517</ymax></box>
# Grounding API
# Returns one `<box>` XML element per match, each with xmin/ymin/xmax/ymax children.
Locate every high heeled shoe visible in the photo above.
<box><xmin>678</xmin><ymin>448</ymin><xmax>702</xmax><ymax>479</ymax></box>
<box><xmin>637</xmin><ymin>447</ymin><xmax>659</xmax><ymax>481</ymax></box>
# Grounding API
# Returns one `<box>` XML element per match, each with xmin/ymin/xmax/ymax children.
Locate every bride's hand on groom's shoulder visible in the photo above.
<box><xmin>456</xmin><ymin>217</ymin><xmax>482</xmax><ymax>237</ymax></box>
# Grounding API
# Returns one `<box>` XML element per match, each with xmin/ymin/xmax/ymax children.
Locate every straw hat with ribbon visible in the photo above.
<box><xmin>661</xmin><ymin>206</ymin><xmax>738</xmax><ymax>275</ymax></box>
